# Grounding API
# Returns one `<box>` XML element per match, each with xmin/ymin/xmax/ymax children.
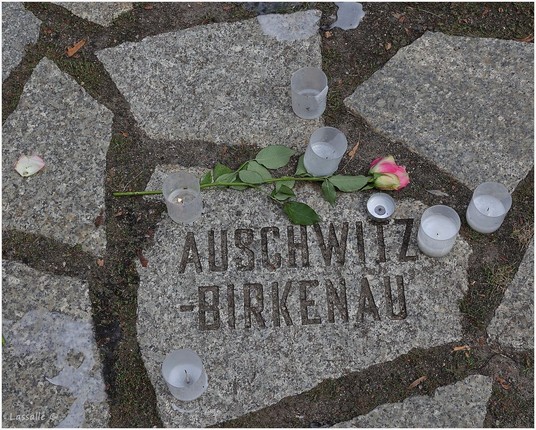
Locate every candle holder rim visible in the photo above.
<box><xmin>291</xmin><ymin>66</ymin><xmax>328</xmax><ymax>86</ymax></box>
<box><xmin>472</xmin><ymin>182</ymin><xmax>512</xmax><ymax>211</ymax></box>
<box><xmin>161</xmin><ymin>348</ymin><xmax>204</xmax><ymax>385</ymax></box>
<box><xmin>421</xmin><ymin>204</ymin><xmax>461</xmax><ymax>233</ymax></box>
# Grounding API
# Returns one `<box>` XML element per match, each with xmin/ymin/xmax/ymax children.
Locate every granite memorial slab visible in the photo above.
<box><xmin>332</xmin><ymin>374</ymin><xmax>493</xmax><ymax>428</ymax></box>
<box><xmin>488</xmin><ymin>238</ymin><xmax>534</xmax><ymax>350</ymax></box>
<box><xmin>345</xmin><ymin>31</ymin><xmax>534</xmax><ymax>192</ymax></box>
<box><xmin>2</xmin><ymin>58</ymin><xmax>112</xmax><ymax>256</ymax></box>
<box><xmin>96</xmin><ymin>10</ymin><xmax>323</xmax><ymax>148</ymax></box>
<box><xmin>54</xmin><ymin>2</ymin><xmax>133</xmax><ymax>27</ymax></box>
<box><xmin>2</xmin><ymin>261</ymin><xmax>109</xmax><ymax>428</ymax></box>
<box><xmin>2</xmin><ymin>2</ymin><xmax>41</xmax><ymax>81</ymax></box>
<box><xmin>137</xmin><ymin>166</ymin><xmax>472</xmax><ymax>427</ymax></box>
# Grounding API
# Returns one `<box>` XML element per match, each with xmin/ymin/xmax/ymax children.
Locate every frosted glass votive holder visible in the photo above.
<box><xmin>417</xmin><ymin>205</ymin><xmax>461</xmax><ymax>257</ymax></box>
<box><xmin>163</xmin><ymin>172</ymin><xmax>202</xmax><ymax>224</ymax></box>
<box><xmin>466</xmin><ymin>182</ymin><xmax>512</xmax><ymax>233</ymax></box>
<box><xmin>303</xmin><ymin>127</ymin><xmax>348</xmax><ymax>177</ymax></box>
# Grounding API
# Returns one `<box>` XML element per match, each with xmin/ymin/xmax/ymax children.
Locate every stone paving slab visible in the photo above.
<box><xmin>488</xmin><ymin>238</ymin><xmax>534</xmax><ymax>350</ymax></box>
<box><xmin>96</xmin><ymin>10</ymin><xmax>323</xmax><ymax>149</ymax></box>
<box><xmin>345</xmin><ymin>31</ymin><xmax>534</xmax><ymax>192</ymax></box>
<box><xmin>332</xmin><ymin>374</ymin><xmax>493</xmax><ymax>428</ymax></box>
<box><xmin>53</xmin><ymin>2</ymin><xmax>133</xmax><ymax>27</ymax></box>
<box><xmin>137</xmin><ymin>165</ymin><xmax>472</xmax><ymax>427</ymax></box>
<box><xmin>2</xmin><ymin>260</ymin><xmax>109</xmax><ymax>428</ymax></box>
<box><xmin>2</xmin><ymin>58</ymin><xmax>112</xmax><ymax>256</ymax></box>
<box><xmin>2</xmin><ymin>2</ymin><xmax>41</xmax><ymax>81</ymax></box>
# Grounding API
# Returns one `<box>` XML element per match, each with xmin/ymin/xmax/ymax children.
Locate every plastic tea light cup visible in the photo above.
<box><xmin>303</xmin><ymin>127</ymin><xmax>348</xmax><ymax>177</ymax></box>
<box><xmin>291</xmin><ymin>67</ymin><xmax>328</xmax><ymax>119</ymax></box>
<box><xmin>466</xmin><ymin>182</ymin><xmax>512</xmax><ymax>233</ymax></box>
<box><xmin>417</xmin><ymin>205</ymin><xmax>461</xmax><ymax>258</ymax></box>
<box><xmin>367</xmin><ymin>193</ymin><xmax>396</xmax><ymax>221</ymax></box>
<box><xmin>161</xmin><ymin>349</ymin><xmax>209</xmax><ymax>401</ymax></box>
<box><xmin>163</xmin><ymin>172</ymin><xmax>202</xmax><ymax>224</ymax></box>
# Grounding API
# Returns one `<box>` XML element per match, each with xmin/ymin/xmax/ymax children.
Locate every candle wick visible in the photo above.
<box><xmin>184</xmin><ymin>369</ymin><xmax>190</xmax><ymax>384</ymax></box>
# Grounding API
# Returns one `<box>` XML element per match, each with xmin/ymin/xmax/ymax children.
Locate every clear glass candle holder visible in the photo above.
<box><xmin>163</xmin><ymin>172</ymin><xmax>202</xmax><ymax>224</ymax></box>
<box><xmin>417</xmin><ymin>205</ymin><xmax>461</xmax><ymax>258</ymax></box>
<box><xmin>291</xmin><ymin>67</ymin><xmax>328</xmax><ymax>119</ymax></box>
<box><xmin>303</xmin><ymin>127</ymin><xmax>348</xmax><ymax>177</ymax></box>
<box><xmin>466</xmin><ymin>182</ymin><xmax>512</xmax><ymax>233</ymax></box>
<box><xmin>162</xmin><ymin>349</ymin><xmax>208</xmax><ymax>402</ymax></box>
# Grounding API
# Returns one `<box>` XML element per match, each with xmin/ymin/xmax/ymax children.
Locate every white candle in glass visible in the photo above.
<box><xmin>162</xmin><ymin>172</ymin><xmax>202</xmax><ymax>224</ymax></box>
<box><xmin>466</xmin><ymin>182</ymin><xmax>512</xmax><ymax>233</ymax></box>
<box><xmin>162</xmin><ymin>349</ymin><xmax>208</xmax><ymax>401</ymax></box>
<box><xmin>417</xmin><ymin>205</ymin><xmax>461</xmax><ymax>257</ymax></box>
<box><xmin>303</xmin><ymin>127</ymin><xmax>348</xmax><ymax>177</ymax></box>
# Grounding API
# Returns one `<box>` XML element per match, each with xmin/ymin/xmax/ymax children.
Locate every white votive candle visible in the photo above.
<box><xmin>366</xmin><ymin>193</ymin><xmax>396</xmax><ymax>221</ymax></box>
<box><xmin>162</xmin><ymin>349</ymin><xmax>208</xmax><ymax>401</ymax></box>
<box><xmin>417</xmin><ymin>205</ymin><xmax>461</xmax><ymax>257</ymax></box>
<box><xmin>303</xmin><ymin>127</ymin><xmax>348</xmax><ymax>177</ymax></box>
<box><xmin>466</xmin><ymin>182</ymin><xmax>512</xmax><ymax>233</ymax></box>
<box><xmin>162</xmin><ymin>172</ymin><xmax>202</xmax><ymax>224</ymax></box>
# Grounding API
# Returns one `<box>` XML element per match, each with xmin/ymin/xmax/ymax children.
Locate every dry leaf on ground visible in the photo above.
<box><xmin>408</xmin><ymin>375</ymin><xmax>427</xmax><ymax>389</ymax></box>
<box><xmin>137</xmin><ymin>249</ymin><xmax>149</xmax><ymax>268</ymax></box>
<box><xmin>347</xmin><ymin>141</ymin><xmax>360</xmax><ymax>160</ymax></box>
<box><xmin>495</xmin><ymin>375</ymin><xmax>511</xmax><ymax>390</ymax></box>
<box><xmin>452</xmin><ymin>345</ymin><xmax>471</xmax><ymax>352</ymax></box>
<box><xmin>66</xmin><ymin>39</ymin><xmax>86</xmax><ymax>57</ymax></box>
<box><xmin>96</xmin><ymin>258</ymin><xmax>105</xmax><ymax>267</ymax></box>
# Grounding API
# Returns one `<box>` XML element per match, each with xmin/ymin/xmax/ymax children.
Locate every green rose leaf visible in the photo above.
<box><xmin>275</xmin><ymin>179</ymin><xmax>295</xmax><ymax>191</ymax></box>
<box><xmin>271</xmin><ymin>184</ymin><xmax>295</xmax><ymax>202</ymax></box>
<box><xmin>213</xmin><ymin>163</ymin><xmax>234</xmax><ymax>180</ymax></box>
<box><xmin>255</xmin><ymin>145</ymin><xmax>296</xmax><ymax>169</ymax></box>
<box><xmin>295</xmin><ymin>154</ymin><xmax>309</xmax><ymax>177</ymax></box>
<box><xmin>246</xmin><ymin>160</ymin><xmax>272</xmax><ymax>181</ymax></box>
<box><xmin>238</xmin><ymin>169</ymin><xmax>264</xmax><ymax>184</ymax></box>
<box><xmin>328</xmin><ymin>175</ymin><xmax>369</xmax><ymax>192</ymax></box>
<box><xmin>216</xmin><ymin>172</ymin><xmax>237</xmax><ymax>184</ymax></box>
<box><xmin>283</xmin><ymin>201</ymin><xmax>320</xmax><ymax>225</ymax></box>
<box><xmin>200</xmin><ymin>170</ymin><xmax>213</xmax><ymax>186</ymax></box>
<box><xmin>321</xmin><ymin>179</ymin><xmax>337</xmax><ymax>205</ymax></box>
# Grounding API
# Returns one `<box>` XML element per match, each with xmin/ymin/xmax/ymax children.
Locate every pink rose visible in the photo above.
<box><xmin>369</xmin><ymin>155</ymin><xmax>409</xmax><ymax>190</ymax></box>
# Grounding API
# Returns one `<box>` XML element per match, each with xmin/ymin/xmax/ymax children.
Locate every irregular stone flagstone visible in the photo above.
<box><xmin>96</xmin><ymin>11</ymin><xmax>323</xmax><ymax>149</ymax></box>
<box><xmin>332</xmin><ymin>375</ymin><xmax>492</xmax><ymax>428</ymax></box>
<box><xmin>137</xmin><ymin>165</ymin><xmax>471</xmax><ymax>427</ymax></box>
<box><xmin>2</xmin><ymin>2</ymin><xmax>41</xmax><ymax>81</ymax></box>
<box><xmin>345</xmin><ymin>32</ymin><xmax>534</xmax><ymax>192</ymax></box>
<box><xmin>2</xmin><ymin>261</ymin><xmax>109</xmax><ymax>428</ymax></box>
<box><xmin>54</xmin><ymin>2</ymin><xmax>132</xmax><ymax>26</ymax></box>
<box><xmin>488</xmin><ymin>238</ymin><xmax>534</xmax><ymax>350</ymax></box>
<box><xmin>2</xmin><ymin>58</ymin><xmax>112</xmax><ymax>256</ymax></box>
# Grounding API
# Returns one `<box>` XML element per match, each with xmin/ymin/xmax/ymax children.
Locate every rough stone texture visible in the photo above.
<box><xmin>54</xmin><ymin>2</ymin><xmax>132</xmax><ymax>26</ymax></box>
<box><xmin>2</xmin><ymin>58</ymin><xmax>112</xmax><ymax>256</ymax></box>
<box><xmin>97</xmin><ymin>11</ymin><xmax>323</xmax><ymax>149</ymax></box>
<box><xmin>137</xmin><ymin>165</ymin><xmax>472</xmax><ymax>427</ymax></box>
<box><xmin>257</xmin><ymin>9</ymin><xmax>320</xmax><ymax>41</ymax></box>
<box><xmin>488</xmin><ymin>238</ymin><xmax>534</xmax><ymax>350</ymax></box>
<box><xmin>2</xmin><ymin>261</ymin><xmax>109</xmax><ymax>428</ymax></box>
<box><xmin>332</xmin><ymin>375</ymin><xmax>492</xmax><ymax>428</ymax></box>
<box><xmin>345</xmin><ymin>31</ymin><xmax>534</xmax><ymax>192</ymax></box>
<box><xmin>2</xmin><ymin>2</ymin><xmax>41</xmax><ymax>81</ymax></box>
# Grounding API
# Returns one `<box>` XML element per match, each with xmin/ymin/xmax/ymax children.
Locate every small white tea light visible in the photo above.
<box><xmin>417</xmin><ymin>205</ymin><xmax>461</xmax><ymax>258</ymax></box>
<box><xmin>366</xmin><ymin>193</ymin><xmax>396</xmax><ymax>221</ymax></box>
<box><xmin>162</xmin><ymin>172</ymin><xmax>202</xmax><ymax>224</ymax></box>
<box><xmin>466</xmin><ymin>182</ymin><xmax>512</xmax><ymax>234</ymax></box>
<box><xmin>161</xmin><ymin>349</ymin><xmax>208</xmax><ymax>402</ymax></box>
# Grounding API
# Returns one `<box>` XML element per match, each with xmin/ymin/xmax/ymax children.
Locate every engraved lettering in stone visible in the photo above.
<box><xmin>234</xmin><ymin>228</ymin><xmax>255</xmax><ymax>271</ymax></box>
<box><xmin>287</xmin><ymin>226</ymin><xmax>309</xmax><ymax>268</ymax></box>
<box><xmin>355</xmin><ymin>221</ymin><xmax>366</xmax><ymax>264</ymax></box>
<box><xmin>357</xmin><ymin>278</ymin><xmax>380</xmax><ymax>322</ymax></box>
<box><xmin>272</xmin><ymin>281</ymin><xmax>293</xmax><ymax>327</ymax></box>
<box><xmin>313</xmin><ymin>222</ymin><xmax>348</xmax><ymax>266</ymax></box>
<box><xmin>299</xmin><ymin>280</ymin><xmax>321</xmax><ymax>325</ymax></box>
<box><xmin>376</xmin><ymin>224</ymin><xmax>386</xmax><ymax>263</ymax></box>
<box><xmin>395</xmin><ymin>219</ymin><xmax>418</xmax><ymax>262</ymax></box>
<box><xmin>227</xmin><ymin>284</ymin><xmax>236</xmax><ymax>329</ymax></box>
<box><xmin>198</xmin><ymin>286</ymin><xmax>220</xmax><ymax>330</ymax></box>
<box><xmin>178</xmin><ymin>232</ymin><xmax>202</xmax><ymax>274</ymax></box>
<box><xmin>261</xmin><ymin>227</ymin><xmax>281</xmax><ymax>271</ymax></box>
<box><xmin>179</xmin><ymin>305</ymin><xmax>195</xmax><ymax>312</ymax></box>
<box><xmin>326</xmin><ymin>279</ymin><xmax>348</xmax><ymax>323</ymax></box>
<box><xmin>244</xmin><ymin>283</ymin><xmax>266</xmax><ymax>329</ymax></box>
<box><xmin>384</xmin><ymin>275</ymin><xmax>407</xmax><ymax>320</ymax></box>
<box><xmin>208</xmin><ymin>229</ymin><xmax>228</xmax><ymax>272</ymax></box>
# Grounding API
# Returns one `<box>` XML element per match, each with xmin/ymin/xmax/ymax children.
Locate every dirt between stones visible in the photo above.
<box><xmin>2</xmin><ymin>2</ymin><xmax>533</xmax><ymax>428</ymax></box>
